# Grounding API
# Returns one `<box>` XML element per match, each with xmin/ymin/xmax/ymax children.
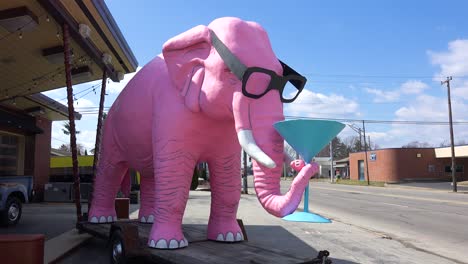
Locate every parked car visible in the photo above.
<box><xmin>0</xmin><ymin>176</ymin><xmax>34</xmax><ymax>226</ymax></box>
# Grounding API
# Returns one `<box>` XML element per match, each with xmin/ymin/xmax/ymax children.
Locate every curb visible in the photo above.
<box><xmin>44</xmin><ymin>229</ymin><xmax>92</xmax><ymax>264</ymax></box>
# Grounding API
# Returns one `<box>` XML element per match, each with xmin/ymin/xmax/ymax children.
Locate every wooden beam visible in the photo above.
<box><xmin>37</xmin><ymin>0</ymin><xmax>119</xmax><ymax>82</ymax></box>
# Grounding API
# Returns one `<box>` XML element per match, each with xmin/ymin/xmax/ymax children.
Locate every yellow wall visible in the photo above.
<box><xmin>50</xmin><ymin>155</ymin><xmax>141</xmax><ymax>183</ymax></box>
<box><xmin>50</xmin><ymin>156</ymin><xmax>94</xmax><ymax>168</ymax></box>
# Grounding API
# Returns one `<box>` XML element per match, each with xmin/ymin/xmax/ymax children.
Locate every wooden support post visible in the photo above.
<box><xmin>89</xmin><ymin>70</ymin><xmax>108</xmax><ymax>211</ymax></box>
<box><xmin>63</xmin><ymin>23</ymin><xmax>82</xmax><ymax>222</ymax></box>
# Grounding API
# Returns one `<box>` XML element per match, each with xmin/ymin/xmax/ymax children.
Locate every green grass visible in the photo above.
<box><xmin>334</xmin><ymin>179</ymin><xmax>385</xmax><ymax>187</ymax></box>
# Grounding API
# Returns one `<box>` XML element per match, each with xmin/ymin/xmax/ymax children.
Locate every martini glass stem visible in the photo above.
<box><xmin>303</xmin><ymin>161</ymin><xmax>310</xmax><ymax>213</ymax></box>
<box><xmin>304</xmin><ymin>185</ymin><xmax>309</xmax><ymax>213</ymax></box>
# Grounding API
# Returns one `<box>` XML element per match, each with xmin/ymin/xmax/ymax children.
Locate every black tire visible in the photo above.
<box><xmin>110</xmin><ymin>230</ymin><xmax>127</xmax><ymax>264</ymax></box>
<box><xmin>0</xmin><ymin>196</ymin><xmax>22</xmax><ymax>226</ymax></box>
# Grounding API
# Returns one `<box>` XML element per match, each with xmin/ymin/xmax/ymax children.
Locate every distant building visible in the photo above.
<box><xmin>349</xmin><ymin>146</ymin><xmax>468</xmax><ymax>183</ymax></box>
<box><xmin>312</xmin><ymin>157</ymin><xmax>332</xmax><ymax>178</ymax></box>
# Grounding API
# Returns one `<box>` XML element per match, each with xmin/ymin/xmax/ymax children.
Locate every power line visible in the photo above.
<box><xmin>302</xmin><ymin>73</ymin><xmax>467</xmax><ymax>79</ymax></box>
<box><xmin>284</xmin><ymin>116</ymin><xmax>468</xmax><ymax>125</ymax></box>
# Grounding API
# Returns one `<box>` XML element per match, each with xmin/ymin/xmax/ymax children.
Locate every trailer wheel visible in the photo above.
<box><xmin>110</xmin><ymin>230</ymin><xmax>127</xmax><ymax>264</ymax></box>
<box><xmin>0</xmin><ymin>196</ymin><xmax>22</xmax><ymax>226</ymax></box>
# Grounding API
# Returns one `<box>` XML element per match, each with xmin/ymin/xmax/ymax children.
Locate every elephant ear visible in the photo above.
<box><xmin>162</xmin><ymin>25</ymin><xmax>212</xmax><ymax>112</ymax></box>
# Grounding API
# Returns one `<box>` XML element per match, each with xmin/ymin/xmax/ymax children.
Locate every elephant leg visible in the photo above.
<box><xmin>89</xmin><ymin>159</ymin><xmax>129</xmax><ymax>223</ymax></box>
<box><xmin>147</xmin><ymin>144</ymin><xmax>195</xmax><ymax>249</ymax></box>
<box><xmin>138</xmin><ymin>170</ymin><xmax>156</xmax><ymax>223</ymax></box>
<box><xmin>207</xmin><ymin>153</ymin><xmax>243</xmax><ymax>242</ymax></box>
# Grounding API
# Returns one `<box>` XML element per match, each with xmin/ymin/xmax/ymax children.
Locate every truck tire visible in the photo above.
<box><xmin>110</xmin><ymin>230</ymin><xmax>127</xmax><ymax>264</ymax></box>
<box><xmin>0</xmin><ymin>196</ymin><xmax>22</xmax><ymax>226</ymax></box>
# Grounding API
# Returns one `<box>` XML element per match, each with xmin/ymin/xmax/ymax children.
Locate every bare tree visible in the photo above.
<box><xmin>402</xmin><ymin>141</ymin><xmax>432</xmax><ymax>148</ymax></box>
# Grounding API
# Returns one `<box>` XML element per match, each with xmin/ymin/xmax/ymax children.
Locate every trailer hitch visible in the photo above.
<box><xmin>301</xmin><ymin>250</ymin><xmax>332</xmax><ymax>264</ymax></box>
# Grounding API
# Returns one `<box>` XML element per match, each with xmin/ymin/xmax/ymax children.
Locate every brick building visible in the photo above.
<box><xmin>349</xmin><ymin>147</ymin><xmax>468</xmax><ymax>183</ymax></box>
<box><xmin>0</xmin><ymin>94</ymin><xmax>80</xmax><ymax>201</ymax></box>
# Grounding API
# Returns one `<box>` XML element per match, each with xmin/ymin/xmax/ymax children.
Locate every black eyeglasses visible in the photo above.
<box><xmin>210</xmin><ymin>30</ymin><xmax>307</xmax><ymax>103</ymax></box>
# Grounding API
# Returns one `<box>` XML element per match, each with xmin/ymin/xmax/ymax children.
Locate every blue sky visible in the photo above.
<box><xmin>45</xmin><ymin>0</ymin><xmax>468</xmax><ymax>151</ymax></box>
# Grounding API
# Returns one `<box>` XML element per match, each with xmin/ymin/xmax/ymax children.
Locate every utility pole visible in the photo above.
<box><xmin>242</xmin><ymin>150</ymin><xmax>248</xmax><ymax>194</ymax></box>
<box><xmin>363</xmin><ymin>120</ymin><xmax>370</xmax><ymax>185</ymax></box>
<box><xmin>330</xmin><ymin>140</ymin><xmax>334</xmax><ymax>183</ymax></box>
<box><xmin>441</xmin><ymin>76</ymin><xmax>457</xmax><ymax>192</ymax></box>
<box><xmin>347</xmin><ymin>123</ymin><xmax>363</xmax><ymax>151</ymax></box>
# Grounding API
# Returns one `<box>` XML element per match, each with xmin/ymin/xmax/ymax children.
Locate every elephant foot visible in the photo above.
<box><xmin>147</xmin><ymin>224</ymin><xmax>188</xmax><ymax>249</ymax></box>
<box><xmin>88</xmin><ymin>207</ymin><xmax>117</xmax><ymax>224</ymax></box>
<box><xmin>207</xmin><ymin>218</ymin><xmax>244</xmax><ymax>242</ymax></box>
<box><xmin>139</xmin><ymin>214</ymin><xmax>155</xmax><ymax>224</ymax></box>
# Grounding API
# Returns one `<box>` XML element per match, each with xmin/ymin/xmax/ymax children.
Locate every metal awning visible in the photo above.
<box><xmin>435</xmin><ymin>146</ymin><xmax>468</xmax><ymax>158</ymax></box>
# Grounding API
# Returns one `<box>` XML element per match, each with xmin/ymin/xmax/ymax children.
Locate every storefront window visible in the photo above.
<box><xmin>445</xmin><ymin>165</ymin><xmax>464</xmax><ymax>173</ymax></box>
<box><xmin>0</xmin><ymin>132</ymin><xmax>24</xmax><ymax>176</ymax></box>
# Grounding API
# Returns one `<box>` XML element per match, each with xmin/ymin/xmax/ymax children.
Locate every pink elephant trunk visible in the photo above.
<box><xmin>233</xmin><ymin>92</ymin><xmax>310</xmax><ymax>217</ymax></box>
<box><xmin>251</xmin><ymin>124</ymin><xmax>311</xmax><ymax>217</ymax></box>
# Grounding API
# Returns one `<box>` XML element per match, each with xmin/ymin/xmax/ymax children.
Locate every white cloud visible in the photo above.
<box><xmin>365</xmin><ymin>80</ymin><xmax>429</xmax><ymax>103</ymax></box>
<box><xmin>400</xmin><ymin>80</ymin><xmax>429</xmax><ymax>94</ymax></box>
<box><xmin>51</xmin><ymin>122</ymin><xmax>97</xmax><ymax>152</ymax></box>
<box><xmin>371</xmin><ymin>94</ymin><xmax>468</xmax><ymax>148</ymax></box>
<box><xmin>284</xmin><ymin>89</ymin><xmax>360</xmax><ymax>118</ymax></box>
<box><xmin>394</xmin><ymin>94</ymin><xmax>447</xmax><ymax>121</ymax></box>
<box><xmin>452</xmin><ymin>80</ymin><xmax>468</xmax><ymax>100</ymax></box>
<box><xmin>365</xmin><ymin>88</ymin><xmax>400</xmax><ymax>102</ymax></box>
<box><xmin>429</xmin><ymin>39</ymin><xmax>468</xmax><ymax>78</ymax></box>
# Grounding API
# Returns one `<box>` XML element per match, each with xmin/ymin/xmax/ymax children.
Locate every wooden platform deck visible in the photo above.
<box><xmin>78</xmin><ymin>220</ymin><xmax>315</xmax><ymax>264</ymax></box>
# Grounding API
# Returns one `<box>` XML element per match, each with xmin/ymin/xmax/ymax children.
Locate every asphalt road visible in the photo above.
<box><xmin>3</xmin><ymin>180</ymin><xmax>466</xmax><ymax>263</ymax></box>
<box><xmin>280</xmin><ymin>181</ymin><xmax>468</xmax><ymax>264</ymax></box>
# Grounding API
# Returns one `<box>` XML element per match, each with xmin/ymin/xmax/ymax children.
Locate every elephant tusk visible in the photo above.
<box><xmin>237</xmin><ymin>130</ymin><xmax>276</xmax><ymax>169</ymax></box>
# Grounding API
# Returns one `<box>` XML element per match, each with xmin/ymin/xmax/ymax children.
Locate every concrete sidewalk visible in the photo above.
<box><xmin>385</xmin><ymin>181</ymin><xmax>468</xmax><ymax>193</ymax></box>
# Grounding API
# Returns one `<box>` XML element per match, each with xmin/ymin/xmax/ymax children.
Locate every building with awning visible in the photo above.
<box><xmin>0</xmin><ymin>0</ymin><xmax>138</xmax><ymax>200</ymax></box>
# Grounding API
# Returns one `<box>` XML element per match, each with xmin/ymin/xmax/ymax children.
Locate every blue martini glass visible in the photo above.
<box><xmin>274</xmin><ymin>120</ymin><xmax>345</xmax><ymax>223</ymax></box>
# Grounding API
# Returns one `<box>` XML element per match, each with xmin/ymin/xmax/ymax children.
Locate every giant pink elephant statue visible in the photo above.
<box><xmin>89</xmin><ymin>17</ymin><xmax>319</xmax><ymax>249</ymax></box>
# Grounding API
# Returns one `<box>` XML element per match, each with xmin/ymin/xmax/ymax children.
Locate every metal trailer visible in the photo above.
<box><xmin>76</xmin><ymin>218</ymin><xmax>331</xmax><ymax>264</ymax></box>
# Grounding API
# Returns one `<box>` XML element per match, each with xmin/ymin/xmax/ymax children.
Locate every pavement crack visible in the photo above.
<box><xmin>329</xmin><ymin>217</ymin><xmax>467</xmax><ymax>264</ymax></box>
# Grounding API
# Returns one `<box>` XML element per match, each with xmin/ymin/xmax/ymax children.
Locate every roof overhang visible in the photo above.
<box><xmin>435</xmin><ymin>146</ymin><xmax>468</xmax><ymax>158</ymax></box>
<box><xmin>0</xmin><ymin>92</ymin><xmax>81</xmax><ymax>122</ymax></box>
<box><xmin>0</xmin><ymin>0</ymin><xmax>137</xmax><ymax>101</ymax></box>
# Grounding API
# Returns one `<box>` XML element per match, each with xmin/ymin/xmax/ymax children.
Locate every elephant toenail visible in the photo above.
<box><xmin>149</xmin><ymin>239</ymin><xmax>156</xmax><ymax>247</ymax></box>
<box><xmin>147</xmin><ymin>215</ymin><xmax>154</xmax><ymax>223</ymax></box>
<box><xmin>169</xmin><ymin>239</ymin><xmax>178</xmax><ymax>249</ymax></box>
<box><xmin>225</xmin><ymin>232</ymin><xmax>234</xmax><ymax>242</ymax></box>
<box><xmin>156</xmin><ymin>239</ymin><xmax>168</xmax><ymax>248</ymax></box>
